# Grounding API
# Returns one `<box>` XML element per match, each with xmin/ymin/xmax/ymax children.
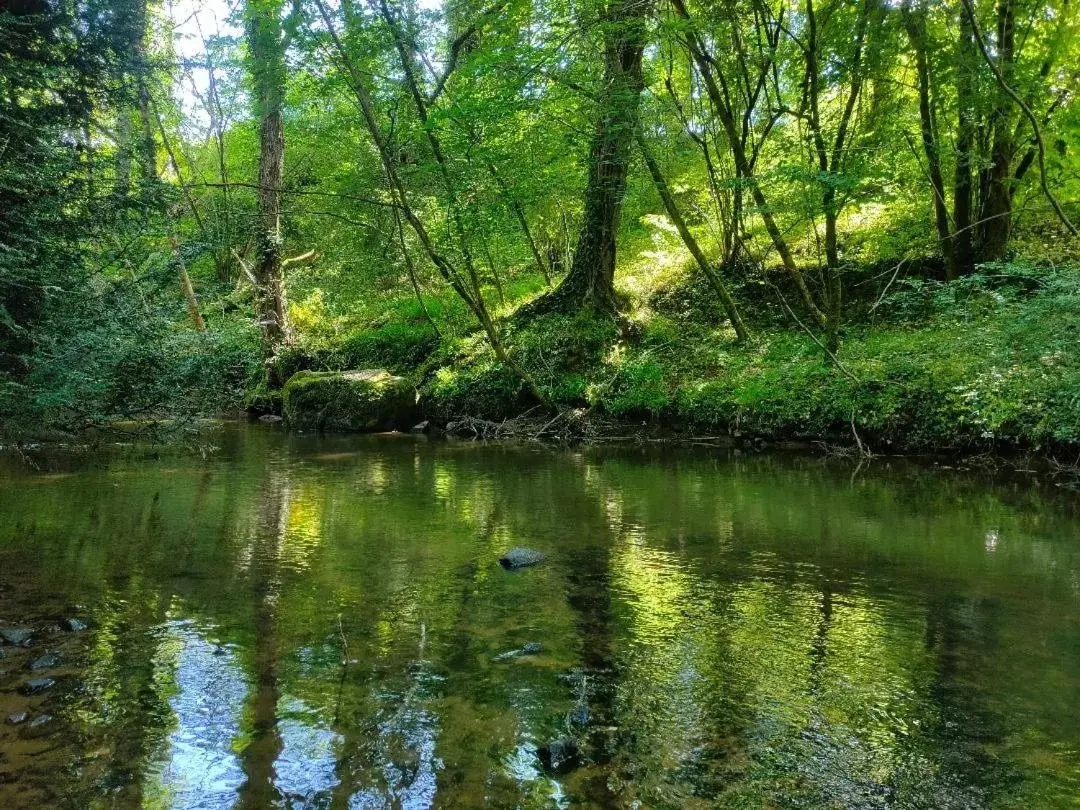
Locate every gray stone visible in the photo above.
<box><xmin>21</xmin><ymin>678</ymin><xmax>55</xmax><ymax>694</ymax></box>
<box><xmin>28</xmin><ymin>714</ymin><xmax>53</xmax><ymax>728</ymax></box>
<box><xmin>62</xmin><ymin>618</ymin><xmax>87</xmax><ymax>632</ymax></box>
<box><xmin>538</xmin><ymin>737</ymin><xmax>580</xmax><ymax>773</ymax></box>
<box><xmin>258</xmin><ymin>414</ymin><xmax>284</xmax><ymax>423</ymax></box>
<box><xmin>498</xmin><ymin>548</ymin><xmax>545</xmax><ymax>570</ymax></box>
<box><xmin>0</xmin><ymin>627</ymin><xmax>34</xmax><ymax>646</ymax></box>
<box><xmin>6</xmin><ymin>712</ymin><xmax>28</xmax><ymax>725</ymax></box>
<box><xmin>493</xmin><ymin>642</ymin><xmax>542</xmax><ymax>662</ymax></box>
<box><xmin>283</xmin><ymin>369</ymin><xmax>418</xmax><ymax>433</ymax></box>
<box><xmin>411</xmin><ymin>420</ymin><xmax>430</xmax><ymax>433</ymax></box>
<box><xmin>30</xmin><ymin>653</ymin><xmax>61</xmax><ymax>671</ymax></box>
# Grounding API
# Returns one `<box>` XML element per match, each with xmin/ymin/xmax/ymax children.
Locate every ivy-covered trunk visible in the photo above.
<box><xmin>555</xmin><ymin>0</ymin><xmax>653</xmax><ymax>313</ymax></box>
<box><xmin>245</xmin><ymin>0</ymin><xmax>291</xmax><ymax>357</ymax></box>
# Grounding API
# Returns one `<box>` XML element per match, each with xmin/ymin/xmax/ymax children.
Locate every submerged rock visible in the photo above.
<box><xmin>538</xmin><ymin>737</ymin><xmax>580</xmax><ymax>774</ymax></box>
<box><xmin>23</xmin><ymin>714</ymin><xmax>56</xmax><ymax>738</ymax></box>
<box><xmin>30</xmin><ymin>653</ymin><xmax>61</xmax><ymax>671</ymax></box>
<box><xmin>21</xmin><ymin>677</ymin><xmax>55</xmax><ymax>694</ymax></box>
<box><xmin>498</xmin><ymin>548</ymin><xmax>545</xmax><ymax>570</ymax></box>
<box><xmin>0</xmin><ymin>627</ymin><xmax>34</xmax><ymax>646</ymax></box>
<box><xmin>493</xmin><ymin>642</ymin><xmax>542</xmax><ymax>662</ymax></box>
<box><xmin>62</xmin><ymin>618</ymin><xmax>87</xmax><ymax>632</ymax></box>
<box><xmin>258</xmin><ymin>414</ymin><xmax>284</xmax><ymax>424</ymax></box>
<box><xmin>283</xmin><ymin>369</ymin><xmax>418</xmax><ymax>433</ymax></box>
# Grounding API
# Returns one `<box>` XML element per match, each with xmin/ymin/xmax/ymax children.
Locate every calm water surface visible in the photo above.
<box><xmin>1</xmin><ymin>425</ymin><xmax>1079</xmax><ymax>808</ymax></box>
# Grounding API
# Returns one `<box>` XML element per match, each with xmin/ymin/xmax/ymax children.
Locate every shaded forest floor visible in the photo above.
<box><xmin>266</xmin><ymin>258</ymin><xmax>1080</xmax><ymax>457</ymax></box>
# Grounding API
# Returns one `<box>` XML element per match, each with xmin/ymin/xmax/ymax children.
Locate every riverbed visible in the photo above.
<box><xmin>1</xmin><ymin>425</ymin><xmax>1078</xmax><ymax>807</ymax></box>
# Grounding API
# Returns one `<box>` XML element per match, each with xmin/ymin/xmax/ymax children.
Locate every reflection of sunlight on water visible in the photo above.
<box><xmin>145</xmin><ymin>620</ymin><xmax>246</xmax><ymax>809</ymax></box>
<box><xmin>274</xmin><ymin>696</ymin><xmax>341</xmax><ymax>804</ymax></box>
<box><xmin>279</xmin><ymin>488</ymin><xmax>325</xmax><ymax>572</ymax></box>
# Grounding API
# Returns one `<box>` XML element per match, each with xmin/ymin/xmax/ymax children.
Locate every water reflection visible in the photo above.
<box><xmin>0</xmin><ymin>427</ymin><xmax>1079</xmax><ymax>808</ymax></box>
<box><xmin>146</xmin><ymin>620</ymin><xmax>247</xmax><ymax>808</ymax></box>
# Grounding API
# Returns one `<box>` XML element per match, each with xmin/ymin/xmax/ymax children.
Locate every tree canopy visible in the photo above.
<box><xmin>1</xmin><ymin>0</ymin><xmax>1078</xmax><ymax>442</ymax></box>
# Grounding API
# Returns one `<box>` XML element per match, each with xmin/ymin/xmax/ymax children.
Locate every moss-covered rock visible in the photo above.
<box><xmin>282</xmin><ymin>369</ymin><xmax>417</xmax><ymax>433</ymax></box>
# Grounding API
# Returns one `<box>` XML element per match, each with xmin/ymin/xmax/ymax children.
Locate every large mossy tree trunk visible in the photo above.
<box><xmin>552</xmin><ymin>0</ymin><xmax>654</xmax><ymax>314</ymax></box>
<box><xmin>245</xmin><ymin>0</ymin><xmax>292</xmax><ymax>359</ymax></box>
<box><xmin>951</xmin><ymin>8</ymin><xmax>979</xmax><ymax>279</ymax></box>
<box><xmin>977</xmin><ymin>0</ymin><xmax>1016</xmax><ymax>262</ymax></box>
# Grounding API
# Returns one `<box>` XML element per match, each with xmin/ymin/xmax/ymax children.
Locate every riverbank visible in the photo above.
<box><xmin>270</xmin><ymin>262</ymin><xmax>1080</xmax><ymax>458</ymax></box>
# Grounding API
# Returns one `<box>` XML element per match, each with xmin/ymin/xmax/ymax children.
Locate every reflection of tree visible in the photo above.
<box><xmin>237</xmin><ymin>463</ymin><xmax>290</xmax><ymax>808</ymax></box>
<box><xmin>922</xmin><ymin>594</ymin><xmax>1014</xmax><ymax>802</ymax></box>
<box><xmin>85</xmin><ymin>580</ymin><xmax>174</xmax><ymax>805</ymax></box>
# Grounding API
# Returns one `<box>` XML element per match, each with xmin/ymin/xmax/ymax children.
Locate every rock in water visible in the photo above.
<box><xmin>62</xmin><ymin>618</ymin><xmax>87</xmax><ymax>632</ymax></box>
<box><xmin>498</xmin><ymin>548</ymin><xmax>545</xmax><ymax>570</ymax></box>
<box><xmin>0</xmin><ymin>627</ymin><xmax>34</xmax><ymax>646</ymax></box>
<box><xmin>30</xmin><ymin>653</ymin><xmax>61</xmax><ymax>671</ymax></box>
<box><xmin>282</xmin><ymin>369</ymin><xmax>418</xmax><ymax>433</ymax></box>
<box><xmin>21</xmin><ymin>678</ymin><xmax>55</xmax><ymax>694</ymax></box>
<box><xmin>6</xmin><ymin>712</ymin><xmax>28</xmax><ymax>725</ymax></box>
<box><xmin>493</xmin><ymin>642</ymin><xmax>543</xmax><ymax>662</ymax></box>
<box><xmin>258</xmin><ymin>414</ymin><xmax>284</xmax><ymax>423</ymax></box>
<box><xmin>538</xmin><ymin>737</ymin><xmax>580</xmax><ymax>774</ymax></box>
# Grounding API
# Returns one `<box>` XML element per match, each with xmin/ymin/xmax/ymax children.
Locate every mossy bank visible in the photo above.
<box><xmin>274</xmin><ymin>262</ymin><xmax>1080</xmax><ymax>456</ymax></box>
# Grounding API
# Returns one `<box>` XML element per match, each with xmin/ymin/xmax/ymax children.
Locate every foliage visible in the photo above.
<box><xmin>3</xmin><ymin>0</ymin><xmax>1080</xmax><ymax>453</ymax></box>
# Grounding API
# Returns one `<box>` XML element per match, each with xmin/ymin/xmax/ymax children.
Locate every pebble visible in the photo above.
<box><xmin>30</xmin><ymin>652</ymin><xmax>61</xmax><ymax>671</ymax></box>
<box><xmin>21</xmin><ymin>677</ymin><xmax>56</xmax><ymax>695</ymax></box>
<box><xmin>0</xmin><ymin>628</ymin><xmax>34</xmax><ymax>646</ymax></box>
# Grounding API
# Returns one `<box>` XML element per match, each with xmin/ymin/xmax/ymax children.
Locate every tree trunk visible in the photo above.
<box><xmin>902</xmin><ymin>0</ymin><xmax>952</xmax><ymax>265</ymax></box>
<box><xmin>978</xmin><ymin>0</ymin><xmax>1015</xmax><ymax>262</ymax></box>
<box><xmin>952</xmin><ymin>9</ymin><xmax>978</xmax><ymax>278</ymax></box>
<box><xmin>245</xmin><ymin>0</ymin><xmax>291</xmax><ymax>356</ymax></box>
<box><xmin>171</xmin><ymin>234</ymin><xmax>206</xmax><ymax>331</ymax></box>
<box><xmin>553</xmin><ymin>0</ymin><xmax>654</xmax><ymax>313</ymax></box>
<box><xmin>806</xmin><ymin>0</ymin><xmax>870</xmax><ymax>353</ymax></box>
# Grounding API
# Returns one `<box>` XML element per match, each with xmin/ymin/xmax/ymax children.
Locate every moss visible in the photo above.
<box><xmin>338</xmin><ymin>322</ymin><xmax>439</xmax><ymax>373</ymax></box>
<box><xmin>282</xmin><ymin>369</ymin><xmax>418</xmax><ymax>433</ymax></box>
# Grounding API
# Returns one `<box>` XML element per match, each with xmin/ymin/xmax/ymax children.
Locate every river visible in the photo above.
<box><xmin>1</xmin><ymin>425</ymin><xmax>1078</xmax><ymax>808</ymax></box>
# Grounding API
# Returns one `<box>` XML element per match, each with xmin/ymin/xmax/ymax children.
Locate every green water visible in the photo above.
<box><xmin>1</xmin><ymin>426</ymin><xmax>1079</xmax><ymax>808</ymax></box>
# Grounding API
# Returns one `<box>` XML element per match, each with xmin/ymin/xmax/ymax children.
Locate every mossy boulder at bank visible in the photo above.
<box><xmin>282</xmin><ymin>370</ymin><xmax>417</xmax><ymax>433</ymax></box>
